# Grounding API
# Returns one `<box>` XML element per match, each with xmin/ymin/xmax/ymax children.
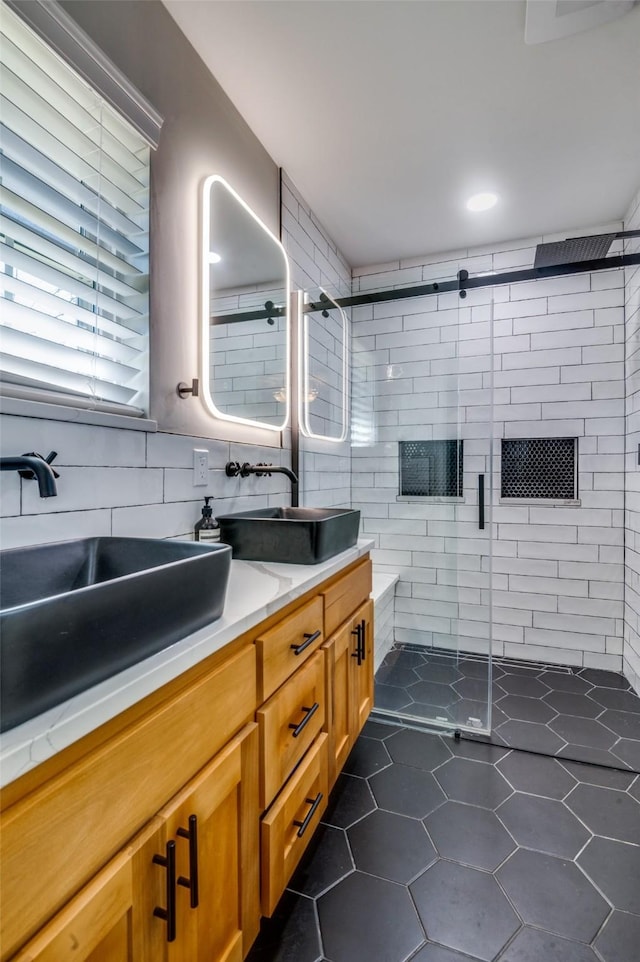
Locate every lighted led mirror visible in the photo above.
<box><xmin>300</xmin><ymin>289</ymin><xmax>349</xmax><ymax>442</ymax></box>
<box><xmin>201</xmin><ymin>175</ymin><xmax>290</xmax><ymax>430</ymax></box>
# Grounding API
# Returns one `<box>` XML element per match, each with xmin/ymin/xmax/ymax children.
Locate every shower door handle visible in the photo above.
<box><xmin>478</xmin><ymin>474</ymin><xmax>485</xmax><ymax>530</ymax></box>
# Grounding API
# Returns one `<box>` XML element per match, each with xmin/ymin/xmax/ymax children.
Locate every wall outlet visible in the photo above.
<box><xmin>193</xmin><ymin>449</ymin><xmax>209</xmax><ymax>486</ymax></box>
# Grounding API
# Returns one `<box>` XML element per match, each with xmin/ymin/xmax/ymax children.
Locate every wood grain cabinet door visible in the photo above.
<box><xmin>349</xmin><ymin>599</ymin><xmax>375</xmax><ymax>738</ymax></box>
<box><xmin>322</xmin><ymin>621</ymin><xmax>355</xmax><ymax>785</ymax></box>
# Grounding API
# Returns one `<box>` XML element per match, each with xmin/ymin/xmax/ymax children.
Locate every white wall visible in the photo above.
<box><xmin>624</xmin><ymin>187</ymin><xmax>640</xmax><ymax>694</ymax></box>
<box><xmin>352</xmin><ymin>228</ymin><xmax>626</xmax><ymax>672</ymax></box>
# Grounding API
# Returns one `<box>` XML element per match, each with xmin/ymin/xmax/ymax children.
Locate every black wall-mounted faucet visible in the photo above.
<box><xmin>225</xmin><ymin>461</ymin><xmax>298</xmax><ymax>485</ymax></box>
<box><xmin>0</xmin><ymin>452</ymin><xmax>59</xmax><ymax>498</ymax></box>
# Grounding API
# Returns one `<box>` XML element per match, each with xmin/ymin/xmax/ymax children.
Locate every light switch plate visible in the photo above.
<box><xmin>193</xmin><ymin>449</ymin><xmax>209</xmax><ymax>485</ymax></box>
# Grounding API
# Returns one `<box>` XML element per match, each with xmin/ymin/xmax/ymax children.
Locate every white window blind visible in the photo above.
<box><xmin>0</xmin><ymin>2</ymin><xmax>151</xmax><ymax>415</ymax></box>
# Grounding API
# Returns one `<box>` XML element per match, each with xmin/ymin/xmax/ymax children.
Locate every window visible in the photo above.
<box><xmin>399</xmin><ymin>440</ymin><xmax>464</xmax><ymax>498</ymax></box>
<box><xmin>0</xmin><ymin>2</ymin><xmax>158</xmax><ymax>416</ymax></box>
<box><xmin>501</xmin><ymin>438</ymin><xmax>577</xmax><ymax>500</ymax></box>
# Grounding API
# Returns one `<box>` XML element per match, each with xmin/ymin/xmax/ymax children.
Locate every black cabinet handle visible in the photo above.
<box><xmin>177</xmin><ymin>814</ymin><xmax>199</xmax><ymax>909</ymax></box>
<box><xmin>478</xmin><ymin>474</ymin><xmax>485</xmax><ymax>530</ymax></box>
<box><xmin>153</xmin><ymin>840</ymin><xmax>177</xmax><ymax>942</ymax></box>
<box><xmin>293</xmin><ymin>793</ymin><xmax>323</xmax><ymax>838</ymax></box>
<box><xmin>351</xmin><ymin>623</ymin><xmax>363</xmax><ymax>665</ymax></box>
<box><xmin>359</xmin><ymin>619</ymin><xmax>367</xmax><ymax>661</ymax></box>
<box><xmin>291</xmin><ymin>630</ymin><xmax>321</xmax><ymax>656</ymax></box>
<box><xmin>288</xmin><ymin>702</ymin><xmax>320</xmax><ymax>738</ymax></box>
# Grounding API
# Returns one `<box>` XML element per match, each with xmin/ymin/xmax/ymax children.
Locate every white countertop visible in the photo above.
<box><xmin>0</xmin><ymin>540</ymin><xmax>374</xmax><ymax>788</ymax></box>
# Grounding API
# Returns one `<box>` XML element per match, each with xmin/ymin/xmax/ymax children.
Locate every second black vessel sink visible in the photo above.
<box><xmin>217</xmin><ymin>506</ymin><xmax>360</xmax><ymax>565</ymax></box>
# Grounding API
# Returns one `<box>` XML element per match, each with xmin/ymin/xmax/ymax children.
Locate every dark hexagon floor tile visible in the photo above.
<box><xmin>542</xmin><ymin>690</ymin><xmax>603</xmax><ymax>719</ymax></box>
<box><xmin>288</xmin><ymin>825</ymin><xmax>353</xmax><ymax>899</ymax></box>
<box><xmin>361</xmin><ymin>719</ymin><xmax>401</xmax><ymax>740</ymax></box>
<box><xmin>593</xmin><ymin>911</ymin><xmax>640</xmax><ymax>962</ymax></box>
<box><xmin>375</xmin><ymin>683</ymin><xmax>413</xmax><ymax>712</ymax></box>
<box><xmin>453</xmin><ymin>699</ymin><xmax>491</xmax><ymax>728</ymax></box>
<box><xmin>415</xmin><ymin>662</ymin><xmax>463</xmax><ymax>685</ymax></box>
<box><xmin>321</xmin><ymin>774</ymin><xmax>377</xmax><ymax>830</ymax></box>
<box><xmin>434</xmin><ymin>757</ymin><xmax>512</xmax><ymax>809</ymax></box>
<box><xmin>410</xmin><ymin>942</ymin><xmax>484</xmax><ymax>962</ymax></box>
<box><xmin>559</xmin><ymin>759</ymin><xmax>635</xmax><ymax>790</ymax></box>
<box><xmin>565</xmin><ymin>783</ymin><xmax>640</xmax><ymax>843</ymax></box>
<box><xmin>497</xmin><ymin>849</ymin><xmax>609</xmax><ymax>942</ymax></box>
<box><xmin>598</xmin><ymin>709</ymin><xmax>640</xmax><ymax>740</ymax></box>
<box><xmin>496</xmin><ymin>693</ymin><xmax>557</xmax><ymax>724</ymax></box>
<box><xmin>549</xmin><ymin>715</ymin><xmax>616</xmax><ymax>750</ymax></box>
<box><xmin>496</xmin><ymin>793</ymin><xmax>590</xmax><ymax>859</ymax></box>
<box><xmin>318</xmin><ymin>871</ymin><xmax>425</xmax><ymax>962</ymax></box>
<box><xmin>408</xmin><ymin>679</ymin><xmax>461</xmax><ymax>709</ymax></box>
<box><xmin>386</xmin><ymin>728</ymin><xmax>452</xmax><ymax>771</ymax></box>
<box><xmin>491</xmin><ymin>705</ymin><xmax>510</xmax><ymax>728</ymax></box>
<box><xmin>496</xmin><ymin>719</ymin><xmax>566</xmax><ymax>755</ymax></box>
<box><xmin>497</xmin><ymin>925</ymin><xmax>600</xmax><ymax>962</ymax></box>
<box><xmin>557</xmin><ymin>743</ymin><xmax>627</xmax><ymax>768</ymax></box>
<box><xmin>348</xmin><ymin>809</ymin><xmax>436</xmax><ymax>883</ymax></box>
<box><xmin>612</xmin><ymin>737</ymin><xmax>640</xmax><ymax>770</ymax></box>
<box><xmin>450</xmin><ymin>737</ymin><xmax>510</xmax><ymax>763</ymax></box>
<box><xmin>411</xmin><ymin>860</ymin><xmax>520</xmax><ymax>961</ymax></box>
<box><xmin>452</xmin><ymin>676</ymin><xmax>491</xmax><ymax>702</ymax></box>
<box><xmin>499</xmin><ymin>674</ymin><xmax>550</xmax><ymax>698</ymax></box>
<box><xmin>458</xmin><ymin>658</ymin><xmax>492</xmax><ymax>679</ymax></box>
<box><xmin>577</xmin><ymin>836</ymin><xmax>640</xmax><ymax>915</ymax></box>
<box><xmin>404</xmin><ymin>701</ymin><xmax>456</xmax><ymax>724</ymax></box>
<box><xmin>630</xmin><ymin>777</ymin><xmax>640</xmax><ymax>802</ymax></box>
<box><xmin>425</xmin><ymin>801</ymin><xmax>516</xmax><ymax>871</ymax></box>
<box><xmin>343</xmin><ymin>736</ymin><xmax>392</xmax><ymax>778</ymax></box>
<box><xmin>370</xmin><ymin>763</ymin><xmax>445</xmax><ymax>818</ymax></box>
<box><xmin>579</xmin><ymin>668</ymin><xmax>630</xmax><ymax>690</ymax></box>
<box><xmin>385</xmin><ymin>648</ymin><xmax>428</xmax><ymax>670</ymax></box>
<box><xmin>246</xmin><ymin>891</ymin><xmax>321</xmax><ymax>962</ymax></box>
<box><xmin>497</xmin><ymin>751</ymin><xmax>576</xmax><ymax>799</ymax></box>
<box><xmin>376</xmin><ymin>663</ymin><xmax>420</xmax><ymax>689</ymax></box>
<box><xmin>587</xmin><ymin>687</ymin><xmax>640</xmax><ymax>713</ymax></box>
<box><xmin>538</xmin><ymin>670</ymin><xmax>593</xmax><ymax>694</ymax></box>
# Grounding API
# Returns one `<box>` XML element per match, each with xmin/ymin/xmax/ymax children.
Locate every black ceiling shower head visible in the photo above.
<box><xmin>533</xmin><ymin>230</ymin><xmax>640</xmax><ymax>269</ymax></box>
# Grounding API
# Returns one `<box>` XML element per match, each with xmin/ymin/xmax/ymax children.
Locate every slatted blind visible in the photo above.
<box><xmin>0</xmin><ymin>3</ymin><xmax>150</xmax><ymax>415</ymax></box>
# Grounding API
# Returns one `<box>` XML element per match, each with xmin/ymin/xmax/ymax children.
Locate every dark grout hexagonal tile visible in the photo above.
<box><xmin>343</xmin><ymin>736</ymin><xmax>392</xmax><ymax>778</ymax></box>
<box><xmin>587</xmin><ymin>687</ymin><xmax>640</xmax><ymax>713</ymax></box>
<box><xmin>434</xmin><ymin>757</ymin><xmax>512</xmax><ymax>809</ymax></box>
<box><xmin>497</xmin><ymin>849</ymin><xmax>609</xmax><ymax>942</ymax></box>
<box><xmin>496</xmin><ymin>693</ymin><xmax>557</xmax><ymax>724</ymax></box>
<box><xmin>497</xmin><ymin>925</ymin><xmax>600</xmax><ymax>962</ymax></box>
<box><xmin>375</xmin><ymin>682</ymin><xmax>413</xmax><ymax>712</ymax></box>
<box><xmin>288</xmin><ymin>825</ymin><xmax>354</xmax><ymax>899</ymax></box>
<box><xmin>537</xmin><ymin>670</ymin><xmax>593</xmax><ymax>694</ymax></box>
<box><xmin>348</xmin><ymin>809</ymin><xmax>437</xmax><ymax>883</ymax></box>
<box><xmin>322</xmin><ymin>773</ymin><xmax>377</xmax><ymax>830</ymax></box>
<box><xmin>450</xmin><ymin>738</ymin><xmax>510</xmax><ymax>763</ymax></box>
<box><xmin>564</xmin><ymin>783</ymin><xmax>640</xmax><ymax>844</ymax></box>
<box><xmin>385</xmin><ymin>648</ymin><xmax>428</xmax><ymax>670</ymax></box>
<box><xmin>499</xmin><ymin>674</ymin><xmax>550</xmax><ymax>698</ymax></box>
<box><xmin>407</xmin><ymin>679</ymin><xmax>461</xmax><ymax>709</ymax></box>
<box><xmin>452</xmin><ymin>676</ymin><xmax>491</xmax><ymax>702</ymax></box>
<box><xmin>612</xmin><ymin>737</ymin><xmax>640</xmax><ymax>771</ymax></box>
<box><xmin>630</xmin><ymin>776</ymin><xmax>640</xmax><ymax>803</ymax></box>
<box><xmin>385</xmin><ymin>728</ymin><xmax>452</xmax><ymax>771</ymax></box>
<box><xmin>362</xmin><ymin>719</ymin><xmax>402</xmax><ymax>740</ymax></box>
<box><xmin>411</xmin><ymin>860</ymin><xmax>520</xmax><ymax>961</ymax></box>
<box><xmin>577</xmin><ymin>836</ymin><xmax>640</xmax><ymax>915</ymax></box>
<box><xmin>579</xmin><ymin>668</ymin><xmax>630</xmax><ymax>690</ymax></box>
<box><xmin>543</xmin><ymin>690</ymin><xmax>603</xmax><ymax>719</ymax></box>
<box><xmin>593</xmin><ymin>910</ymin><xmax>640</xmax><ymax>962</ymax></box>
<box><xmin>376</xmin><ymin>663</ymin><xmax>420</xmax><ymax>689</ymax></box>
<box><xmin>245</xmin><ymin>891</ymin><xmax>321</xmax><ymax>962</ymax></box>
<box><xmin>370</xmin><ymin>763</ymin><xmax>445</xmax><ymax>818</ymax></box>
<box><xmin>496</xmin><ymin>719</ymin><xmax>566</xmax><ymax>755</ymax></box>
<box><xmin>598</xmin><ymin>709</ymin><xmax>640</xmax><ymax>740</ymax></box>
<box><xmin>415</xmin><ymin>662</ymin><xmax>463</xmax><ymax>685</ymax></box>
<box><xmin>318</xmin><ymin>871</ymin><xmax>425</xmax><ymax>962</ymax></box>
<box><xmin>425</xmin><ymin>801</ymin><xmax>516</xmax><ymax>871</ymax></box>
<box><xmin>458</xmin><ymin>658</ymin><xmax>493</xmax><ymax>679</ymax></box>
<box><xmin>410</xmin><ymin>944</ymin><xmax>484</xmax><ymax>962</ymax></box>
<box><xmin>497</xmin><ymin>751</ymin><xmax>577</xmax><ymax>799</ymax></box>
<box><xmin>559</xmin><ymin>759</ymin><xmax>636</xmax><ymax>790</ymax></box>
<box><xmin>557</xmin><ymin>743</ymin><xmax>629</xmax><ymax>769</ymax></box>
<box><xmin>549</xmin><ymin>715</ymin><xmax>617</xmax><ymax>750</ymax></box>
<box><xmin>496</xmin><ymin>793</ymin><xmax>590</xmax><ymax>859</ymax></box>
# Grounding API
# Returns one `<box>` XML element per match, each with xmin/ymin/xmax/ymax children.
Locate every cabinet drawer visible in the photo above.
<box><xmin>257</xmin><ymin>651</ymin><xmax>325</xmax><ymax>810</ymax></box>
<box><xmin>322</xmin><ymin>558</ymin><xmax>372</xmax><ymax>638</ymax></box>
<box><xmin>261</xmin><ymin>732</ymin><xmax>329</xmax><ymax>917</ymax></box>
<box><xmin>256</xmin><ymin>595</ymin><xmax>324</xmax><ymax>702</ymax></box>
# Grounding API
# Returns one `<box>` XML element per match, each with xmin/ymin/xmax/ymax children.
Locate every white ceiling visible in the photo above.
<box><xmin>163</xmin><ymin>0</ymin><xmax>640</xmax><ymax>268</ymax></box>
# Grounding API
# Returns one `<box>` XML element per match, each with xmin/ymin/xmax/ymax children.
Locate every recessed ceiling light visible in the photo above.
<box><xmin>208</xmin><ymin>251</ymin><xmax>222</xmax><ymax>264</ymax></box>
<box><xmin>466</xmin><ymin>192</ymin><xmax>498</xmax><ymax>212</ymax></box>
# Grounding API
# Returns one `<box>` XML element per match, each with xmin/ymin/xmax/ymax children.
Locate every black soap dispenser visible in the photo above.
<box><xmin>194</xmin><ymin>495</ymin><xmax>220</xmax><ymax>543</ymax></box>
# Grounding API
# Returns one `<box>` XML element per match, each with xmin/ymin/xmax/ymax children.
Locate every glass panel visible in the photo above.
<box><xmin>300</xmin><ymin>288</ymin><xmax>348</xmax><ymax>442</ymax></box>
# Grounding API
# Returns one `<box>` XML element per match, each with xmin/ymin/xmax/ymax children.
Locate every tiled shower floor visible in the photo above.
<box><xmin>375</xmin><ymin>644</ymin><xmax>640</xmax><ymax>772</ymax></box>
<box><xmin>247</xmin><ymin>723</ymin><xmax>640</xmax><ymax>962</ymax></box>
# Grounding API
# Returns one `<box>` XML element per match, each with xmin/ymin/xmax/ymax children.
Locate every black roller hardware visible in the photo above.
<box><xmin>153</xmin><ymin>840</ymin><xmax>177</xmax><ymax>942</ymax></box>
<box><xmin>293</xmin><ymin>793</ymin><xmax>324</xmax><ymax>837</ymax></box>
<box><xmin>288</xmin><ymin>702</ymin><xmax>320</xmax><ymax>738</ymax></box>
<box><xmin>177</xmin><ymin>815</ymin><xmax>199</xmax><ymax>909</ymax></box>
<box><xmin>291</xmin><ymin>630</ymin><xmax>321</xmax><ymax>656</ymax></box>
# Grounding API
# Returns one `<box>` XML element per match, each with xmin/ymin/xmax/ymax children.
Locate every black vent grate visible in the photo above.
<box><xmin>399</xmin><ymin>440</ymin><xmax>463</xmax><ymax>497</ymax></box>
<box><xmin>501</xmin><ymin>438</ymin><xmax>577</xmax><ymax>499</ymax></box>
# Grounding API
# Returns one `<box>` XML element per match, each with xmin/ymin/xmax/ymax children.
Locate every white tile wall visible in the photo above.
<box><xmin>353</xmin><ymin>227</ymin><xmax>627</xmax><ymax>671</ymax></box>
<box><xmin>624</xmin><ymin>186</ymin><xmax>640</xmax><ymax>694</ymax></box>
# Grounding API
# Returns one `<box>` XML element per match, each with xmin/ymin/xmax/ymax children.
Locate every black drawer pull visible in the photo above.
<box><xmin>288</xmin><ymin>701</ymin><xmax>320</xmax><ymax>738</ymax></box>
<box><xmin>478</xmin><ymin>473</ymin><xmax>485</xmax><ymax>530</ymax></box>
<box><xmin>293</xmin><ymin>792</ymin><xmax>324</xmax><ymax>838</ymax></box>
<box><xmin>359</xmin><ymin>619</ymin><xmax>367</xmax><ymax>662</ymax></box>
<box><xmin>351</xmin><ymin>623</ymin><xmax>363</xmax><ymax>665</ymax></box>
<box><xmin>291</xmin><ymin>630</ymin><xmax>321</xmax><ymax>656</ymax></box>
<box><xmin>153</xmin><ymin>840</ymin><xmax>177</xmax><ymax>942</ymax></box>
<box><xmin>177</xmin><ymin>814</ymin><xmax>199</xmax><ymax>908</ymax></box>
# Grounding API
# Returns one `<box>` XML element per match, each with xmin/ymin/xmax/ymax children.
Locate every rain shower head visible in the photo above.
<box><xmin>534</xmin><ymin>230</ymin><xmax>640</xmax><ymax>269</ymax></box>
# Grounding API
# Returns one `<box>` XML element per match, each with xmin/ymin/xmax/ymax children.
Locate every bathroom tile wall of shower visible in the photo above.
<box><xmin>351</xmin><ymin>225</ymin><xmax>627</xmax><ymax>675</ymax></box>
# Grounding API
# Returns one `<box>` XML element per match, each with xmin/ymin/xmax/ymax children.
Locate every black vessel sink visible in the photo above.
<box><xmin>217</xmin><ymin>507</ymin><xmax>360</xmax><ymax>565</ymax></box>
<box><xmin>0</xmin><ymin>537</ymin><xmax>232</xmax><ymax>732</ymax></box>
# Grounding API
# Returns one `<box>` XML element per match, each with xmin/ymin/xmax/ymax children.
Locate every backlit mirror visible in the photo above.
<box><xmin>201</xmin><ymin>175</ymin><xmax>290</xmax><ymax>430</ymax></box>
<box><xmin>300</xmin><ymin>288</ymin><xmax>349</xmax><ymax>442</ymax></box>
